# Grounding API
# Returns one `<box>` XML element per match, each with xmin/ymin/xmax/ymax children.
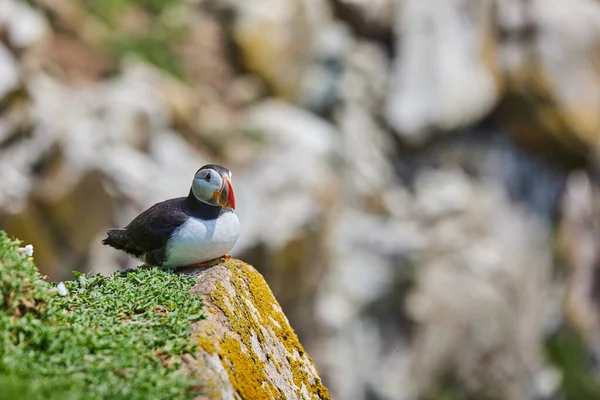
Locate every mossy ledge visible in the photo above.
<box><xmin>178</xmin><ymin>259</ymin><xmax>331</xmax><ymax>400</ymax></box>
<box><xmin>0</xmin><ymin>231</ymin><xmax>205</xmax><ymax>399</ymax></box>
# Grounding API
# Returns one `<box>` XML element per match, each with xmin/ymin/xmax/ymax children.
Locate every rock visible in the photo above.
<box><xmin>232</xmin><ymin>0</ymin><xmax>333</xmax><ymax>101</ymax></box>
<box><xmin>178</xmin><ymin>258</ymin><xmax>330</xmax><ymax>400</ymax></box>
<box><xmin>386</xmin><ymin>0</ymin><xmax>500</xmax><ymax>144</ymax></box>
<box><xmin>413</xmin><ymin>168</ymin><xmax>473</xmax><ymax>219</ymax></box>
<box><xmin>404</xmin><ymin>173</ymin><xmax>555</xmax><ymax>400</ymax></box>
<box><xmin>310</xmin><ymin>33</ymin><xmax>405</xmax><ymax>400</ymax></box>
<box><xmin>336</xmin><ymin>39</ymin><xmax>393</xmax><ymax>204</ymax></box>
<box><xmin>330</xmin><ymin>0</ymin><xmax>394</xmax><ymax>40</ymax></box>
<box><xmin>0</xmin><ymin>45</ymin><xmax>20</xmax><ymax>100</ymax></box>
<box><xmin>336</xmin><ymin>103</ymin><xmax>394</xmax><ymax>204</ymax></box>
<box><xmin>40</xmin><ymin>170</ymin><xmax>116</xmax><ymax>257</ymax></box>
<box><xmin>0</xmin><ymin>0</ymin><xmax>48</xmax><ymax>49</ymax></box>
<box><xmin>298</xmin><ymin>21</ymin><xmax>352</xmax><ymax>113</ymax></box>
<box><xmin>0</xmin><ymin>157</ymin><xmax>34</xmax><ymax>216</ymax></box>
<box><xmin>313</xmin><ymin>131</ymin><xmax>566</xmax><ymax>400</ymax></box>
<box><xmin>339</xmin><ymin>40</ymin><xmax>389</xmax><ymax>113</ymax></box>
<box><xmin>499</xmin><ymin>0</ymin><xmax>600</xmax><ymax>153</ymax></box>
<box><xmin>558</xmin><ymin>172</ymin><xmax>600</xmax><ymax>354</ymax></box>
<box><xmin>180</xmin><ymin>9</ymin><xmax>234</xmax><ymax>92</ymax></box>
<box><xmin>45</xmin><ymin>31</ymin><xmax>115</xmax><ymax>83</ymax></box>
<box><xmin>233</xmin><ymin>99</ymin><xmax>338</xmax><ymax>252</ymax></box>
<box><xmin>1</xmin><ymin>199</ymin><xmax>59</xmax><ymax>278</ymax></box>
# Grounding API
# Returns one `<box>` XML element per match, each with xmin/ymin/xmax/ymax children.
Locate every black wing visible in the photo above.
<box><xmin>102</xmin><ymin>198</ymin><xmax>190</xmax><ymax>265</ymax></box>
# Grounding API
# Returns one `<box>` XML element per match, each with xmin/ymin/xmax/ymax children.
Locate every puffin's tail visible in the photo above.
<box><xmin>102</xmin><ymin>229</ymin><xmax>144</xmax><ymax>259</ymax></box>
<box><xmin>102</xmin><ymin>228</ymin><xmax>128</xmax><ymax>251</ymax></box>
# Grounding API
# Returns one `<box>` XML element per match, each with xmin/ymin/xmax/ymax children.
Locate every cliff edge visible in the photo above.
<box><xmin>179</xmin><ymin>259</ymin><xmax>330</xmax><ymax>400</ymax></box>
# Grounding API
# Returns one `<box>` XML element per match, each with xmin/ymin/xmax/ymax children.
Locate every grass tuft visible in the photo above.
<box><xmin>0</xmin><ymin>231</ymin><xmax>205</xmax><ymax>399</ymax></box>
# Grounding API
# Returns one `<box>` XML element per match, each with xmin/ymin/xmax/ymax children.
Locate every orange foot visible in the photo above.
<box><xmin>174</xmin><ymin>255</ymin><xmax>231</xmax><ymax>270</ymax></box>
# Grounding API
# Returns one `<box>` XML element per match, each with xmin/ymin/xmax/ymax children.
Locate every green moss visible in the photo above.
<box><xmin>0</xmin><ymin>231</ymin><xmax>205</xmax><ymax>400</ymax></box>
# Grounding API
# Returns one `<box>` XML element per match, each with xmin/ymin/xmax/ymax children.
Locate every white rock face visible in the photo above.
<box><xmin>403</xmin><ymin>175</ymin><xmax>555</xmax><ymax>400</ymax></box>
<box><xmin>315</xmin><ymin>157</ymin><xmax>559</xmax><ymax>400</ymax></box>
<box><xmin>0</xmin><ymin>45</ymin><xmax>19</xmax><ymax>100</ymax></box>
<box><xmin>0</xmin><ymin>0</ymin><xmax>47</xmax><ymax>48</ymax></box>
<box><xmin>386</xmin><ymin>0</ymin><xmax>499</xmax><ymax>143</ymax></box>
<box><xmin>233</xmin><ymin>100</ymin><xmax>338</xmax><ymax>252</ymax></box>
<box><xmin>529</xmin><ymin>0</ymin><xmax>600</xmax><ymax>145</ymax></box>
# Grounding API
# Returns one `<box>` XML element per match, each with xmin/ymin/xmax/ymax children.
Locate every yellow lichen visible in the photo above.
<box><xmin>197</xmin><ymin>322</ymin><xmax>216</xmax><ymax>354</ymax></box>
<box><xmin>199</xmin><ymin>259</ymin><xmax>330</xmax><ymax>400</ymax></box>
<box><xmin>220</xmin><ymin>333</ymin><xmax>277</xmax><ymax>399</ymax></box>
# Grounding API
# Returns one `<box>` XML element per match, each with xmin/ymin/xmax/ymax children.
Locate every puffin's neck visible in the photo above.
<box><xmin>185</xmin><ymin>190</ymin><xmax>223</xmax><ymax>220</ymax></box>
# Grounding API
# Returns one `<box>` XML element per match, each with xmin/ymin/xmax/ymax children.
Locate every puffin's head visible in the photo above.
<box><xmin>191</xmin><ymin>164</ymin><xmax>236</xmax><ymax>209</ymax></box>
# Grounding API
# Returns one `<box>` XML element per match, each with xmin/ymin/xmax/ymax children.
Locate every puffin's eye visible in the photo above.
<box><xmin>204</xmin><ymin>172</ymin><xmax>211</xmax><ymax>182</ymax></box>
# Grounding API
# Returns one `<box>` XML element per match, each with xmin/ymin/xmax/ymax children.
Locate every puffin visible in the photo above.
<box><xmin>102</xmin><ymin>164</ymin><xmax>239</xmax><ymax>269</ymax></box>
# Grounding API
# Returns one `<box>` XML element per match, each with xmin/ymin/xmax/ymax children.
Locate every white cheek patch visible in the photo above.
<box><xmin>192</xmin><ymin>178</ymin><xmax>217</xmax><ymax>201</ymax></box>
<box><xmin>192</xmin><ymin>171</ymin><xmax>224</xmax><ymax>201</ymax></box>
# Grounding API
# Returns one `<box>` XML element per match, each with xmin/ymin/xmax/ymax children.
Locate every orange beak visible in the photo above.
<box><xmin>219</xmin><ymin>176</ymin><xmax>236</xmax><ymax>209</ymax></box>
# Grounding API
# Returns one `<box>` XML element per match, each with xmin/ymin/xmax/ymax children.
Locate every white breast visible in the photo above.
<box><xmin>162</xmin><ymin>211</ymin><xmax>240</xmax><ymax>268</ymax></box>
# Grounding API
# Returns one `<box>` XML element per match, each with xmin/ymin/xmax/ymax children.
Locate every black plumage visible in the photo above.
<box><xmin>102</xmin><ymin>191</ymin><xmax>229</xmax><ymax>266</ymax></box>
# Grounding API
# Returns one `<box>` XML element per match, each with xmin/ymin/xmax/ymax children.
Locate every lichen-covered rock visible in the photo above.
<box><xmin>178</xmin><ymin>258</ymin><xmax>330</xmax><ymax>400</ymax></box>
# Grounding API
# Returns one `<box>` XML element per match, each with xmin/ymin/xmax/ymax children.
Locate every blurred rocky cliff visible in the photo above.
<box><xmin>2</xmin><ymin>0</ymin><xmax>600</xmax><ymax>399</ymax></box>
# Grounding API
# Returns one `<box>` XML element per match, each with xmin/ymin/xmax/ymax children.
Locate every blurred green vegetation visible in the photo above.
<box><xmin>108</xmin><ymin>33</ymin><xmax>185</xmax><ymax>79</ymax></box>
<box><xmin>546</xmin><ymin>328</ymin><xmax>600</xmax><ymax>400</ymax></box>
<box><xmin>423</xmin><ymin>378</ymin><xmax>467</xmax><ymax>400</ymax></box>
<box><xmin>0</xmin><ymin>231</ymin><xmax>205</xmax><ymax>399</ymax></box>
<box><xmin>83</xmin><ymin>0</ymin><xmax>180</xmax><ymax>19</ymax></box>
<box><xmin>83</xmin><ymin>0</ymin><xmax>187</xmax><ymax>78</ymax></box>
